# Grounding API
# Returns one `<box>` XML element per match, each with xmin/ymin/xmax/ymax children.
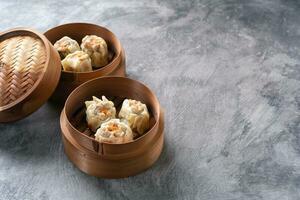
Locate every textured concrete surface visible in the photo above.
<box><xmin>0</xmin><ymin>0</ymin><xmax>300</xmax><ymax>199</ymax></box>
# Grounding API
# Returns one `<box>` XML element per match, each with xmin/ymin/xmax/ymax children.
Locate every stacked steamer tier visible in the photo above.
<box><xmin>60</xmin><ymin>77</ymin><xmax>164</xmax><ymax>178</ymax></box>
<box><xmin>44</xmin><ymin>23</ymin><xmax>126</xmax><ymax>103</ymax></box>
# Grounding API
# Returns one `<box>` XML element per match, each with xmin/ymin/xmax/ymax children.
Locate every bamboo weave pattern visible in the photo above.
<box><xmin>0</xmin><ymin>36</ymin><xmax>46</xmax><ymax>106</ymax></box>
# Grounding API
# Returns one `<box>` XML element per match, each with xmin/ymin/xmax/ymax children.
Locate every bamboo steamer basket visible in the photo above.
<box><xmin>44</xmin><ymin>23</ymin><xmax>126</xmax><ymax>103</ymax></box>
<box><xmin>0</xmin><ymin>28</ymin><xmax>61</xmax><ymax>122</ymax></box>
<box><xmin>60</xmin><ymin>77</ymin><xmax>164</xmax><ymax>178</ymax></box>
<box><xmin>0</xmin><ymin>25</ymin><xmax>164</xmax><ymax>178</ymax></box>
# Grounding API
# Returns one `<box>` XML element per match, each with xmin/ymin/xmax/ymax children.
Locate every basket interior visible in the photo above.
<box><xmin>55</xmin><ymin>36</ymin><xmax>116</xmax><ymax>67</ymax></box>
<box><xmin>69</xmin><ymin>95</ymin><xmax>156</xmax><ymax>140</ymax></box>
<box><xmin>44</xmin><ymin>24</ymin><xmax>121</xmax><ymax>69</ymax></box>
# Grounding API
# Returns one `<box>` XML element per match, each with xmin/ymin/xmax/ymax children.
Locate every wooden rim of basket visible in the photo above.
<box><xmin>44</xmin><ymin>22</ymin><xmax>122</xmax><ymax>76</ymax></box>
<box><xmin>64</xmin><ymin>76</ymin><xmax>161</xmax><ymax>146</ymax></box>
<box><xmin>0</xmin><ymin>28</ymin><xmax>52</xmax><ymax>111</ymax></box>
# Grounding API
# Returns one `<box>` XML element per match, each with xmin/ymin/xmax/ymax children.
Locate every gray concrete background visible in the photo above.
<box><xmin>0</xmin><ymin>0</ymin><xmax>300</xmax><ymax>199</ymax></box>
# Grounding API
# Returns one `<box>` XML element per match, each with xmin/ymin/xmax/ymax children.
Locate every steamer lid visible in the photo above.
<box><xmin>0</xmin><ymin>28</ymin><xmax>61</xmax><ymax>122</ymax></box>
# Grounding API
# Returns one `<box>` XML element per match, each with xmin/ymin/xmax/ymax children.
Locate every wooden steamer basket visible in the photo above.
<box><xmin>44</xmin><ymin>23</ymin><xmax>126</xmax><ymax>102</ymax></box>
<box><xmin>0</xmin><ymin>28</ymin><xmax>61</xmax><ymax>122</ymax></box>
<box><xmin>60</xmin><ymin>77</ymin><xmax>164</xmax><ymax>178</ymax></box>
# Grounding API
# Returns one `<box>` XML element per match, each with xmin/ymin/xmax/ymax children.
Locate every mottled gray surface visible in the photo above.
<box><xmin>0</xmin><ymin>0</ymin><xmax>300</xmax><ymax>199</ymax></box>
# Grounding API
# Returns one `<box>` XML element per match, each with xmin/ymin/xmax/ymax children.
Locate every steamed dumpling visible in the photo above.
<box><xmin>94</xmin><ymin>119</ymin><xmax>133</xmax><ymax>144</ymax></box>
<box><xmin>61</xmin><ymin>51</ymin><xmax>92</xmax><ymax>72</ymax></box>
<box><xmin>81</xmin><ymin>35</ymin><xmax>109</xmax><ymax>68</ymax></box>
<box><xmin>54</xmin><ymin>36</ymin><xmax>80</xmax><ymax>58</ymax></box>
<box><xmin>118</xmin><ymin>99</ymin><xmax>150</xmax><ymax>136</ymax></box>
<box><xmin>85</xmin><ymin>96</ymin><xmax>116</xmax><ymax>132</ymax></box>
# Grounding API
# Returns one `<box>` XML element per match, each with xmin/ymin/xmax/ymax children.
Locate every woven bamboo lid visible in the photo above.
<box><xmin>0</xmin><ymin>28</ymin><xmax>61</xmax><ymax>122</ymax></box>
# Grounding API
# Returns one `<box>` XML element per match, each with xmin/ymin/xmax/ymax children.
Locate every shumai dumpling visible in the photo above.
<box><xmin>85</xmin><ymin>96</ymin><xmax>116</xmax><ymax>132</ymax></box>
<box><xmin>61</xmin><ymin>51</ymin><xmax>92</xmax><ymax>72</ymax></box>
<box><xmin>81</xmin><ymin>35</ymin><xmax>109</xmax><ymax>68</ymax></box>
<box><xmin>94</xmin><ymin>119</ymin><xmax>133</xmax><ymax>144</ymax></box>
<box><xmin>54</xmin><ymin>36</ymin><xmax>80</xmax><ymax>58</ymax></box>
<box><xmin>118</xmin><ymin>99</ymin><xmax>150</xmax><ymax>136</ymax></box>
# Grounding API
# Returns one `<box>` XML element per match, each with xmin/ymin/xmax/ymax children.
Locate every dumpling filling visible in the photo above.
<box><xmin>94</xmin><ymin>119</ymin><xmax>133</xmax><ymax>144</ymax></box>
<box><xmin>81</xmin><ymin>35</ymin><xmax>109</xmax><ymax>68</ymax></box>
<box><xmin>54</xmin><ymin>36</ymin><xmax>80</xmax><ymax>58</ymax></box>
<box><xmin>118</xmin><ymin>99</ymin><xmax>150</xmax><ymax>136</ymax></box>
<box><xmin>85</xmin><ymin>96</ymin><xmax>116</xmax><ymax>132</ymax></box>
<box><xmin>61</xmin><ymin>51</ymin><xmax>92</xmax><ymax>72</ymax></box>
